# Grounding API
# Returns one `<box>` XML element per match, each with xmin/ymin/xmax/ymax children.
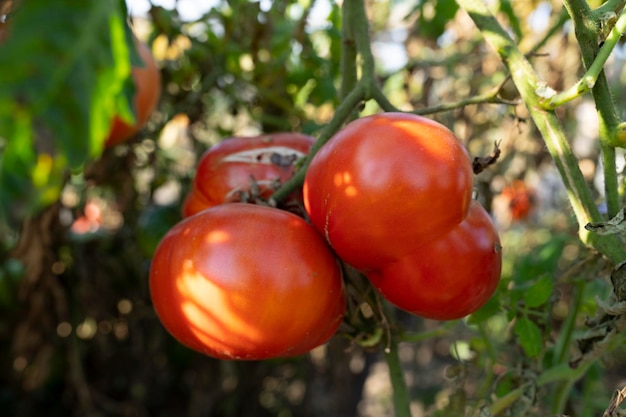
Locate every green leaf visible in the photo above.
<box><xmin>536</xmin><ymin>363</ymin><xmax>577</xmax><ymax>386</ymax></box>
<box><xmin>514</xmin><ymin>317</ymin><xmax>543</xmax><ymax>358</ymax></box>
<box><xmin>410</xmin><ymin>0</ymin><xmax>460</xmax><ymax>41</ymax></box>
<box><xmin>467</xmin><ymin>296</ymin><xmax>501</xmax><ymax>325</ymax></box>
<box><xmin>0</xmin><ymin>0</ymin><xmax>132</xmax><ymax>228</ymax></box>
<box><xmin>524</xmin><ymin>274</ymin><xmax>554</xmax><ymax>308</ymax></box>
<box><xmin>511</xmin><ymin>235</ymin><xmax>569</xmax><ymax>285</ymax></box>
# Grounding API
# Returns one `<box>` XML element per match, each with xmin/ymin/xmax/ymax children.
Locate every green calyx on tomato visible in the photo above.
<box><xmin>149</xmin><ymin>203</ymin><xmax>346</xmax><ymax>360</ymax></box>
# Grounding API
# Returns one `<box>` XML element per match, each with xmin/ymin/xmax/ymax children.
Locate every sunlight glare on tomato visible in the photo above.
<box><xmin>149</xmin><ymin>203</ymin><xmax>346</xmax><ymax>360</ymax></box>
<box><xmin>303</xmin><ymin>112</ymin><xmax>474</xmax><ymax>271</ymax></box>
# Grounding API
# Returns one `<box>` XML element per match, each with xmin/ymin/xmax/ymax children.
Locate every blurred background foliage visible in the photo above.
<box><xmin>0</xmin><ymin>0</ymin><xmax>625</xmax><ymax>416</ymax></box>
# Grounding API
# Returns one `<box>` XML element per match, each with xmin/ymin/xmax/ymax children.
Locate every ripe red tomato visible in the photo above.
<box><xmin>303</xmin><ymin>112</ymin><xmax>473</xmax><ymax>271</ymax></box>
<box><xmin>149</xmin><ymin>203</ymin><xmax>346</xmax><ymax>360</ymax></box>
<box><xmin>501</xmin><ymin>180</ymin><xmax>534</xmax><ymax>220</ymax></box>
<box><xmin>184</xmin><ymin>133</ymin><xmax>315</xmax><ymax>217</ymax></box>
<box><xmin>181</xmin><ymin>188</ymin><xmax>212</xmax><ymax>218</ymax></box>
<box><xmin>105</xmin><ymin>37</ymin><xmax>161</xmax><ymax>147</ymax></box>
<box><xmin>367</xmin><ymin>201</ymin><xmax>502</xmax><ymax>320</ymax></box>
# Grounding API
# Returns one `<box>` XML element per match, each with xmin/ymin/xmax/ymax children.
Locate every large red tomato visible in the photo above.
<box><xmin>105</xmin><ymin>37</ymin><xmax>161</xmax><ymax>147</ymax></box>
<box><xmin>149</xmin><ymin>203</ymin><xmax>346</xmax><ymax>360</ymax></box>
<box><xmin>303</xmin><ymin>112</ymin><xmax>473</xmax><ymax>271</ymax></box>
<box><xmin>184</xmin><ymin>133</ymin><xmax>315</xmax><ymax>217</ymax></box>
<box><xmin>367</xmin><ymin>201</ymin><xmax>502</xmax><ymax>320</ymax></box>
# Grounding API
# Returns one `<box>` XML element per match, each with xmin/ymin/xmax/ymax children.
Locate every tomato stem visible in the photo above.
<box><xmin>561</xmin><ymin>0</ymin><xmax>624</xmax><ymax>217</ymax></box>
<box><xmin>456</xmin><ymin>0</ymin><xmax>626</xmax><ymax>266</ymax></box>
<box><xmin>270</xmin><ymin>83</ymin><xmax>366</xmax><ymax>203</ymax></box>
<box><xmin>384</xmin><ymin>336</ymin><xmax>413</xmax><ymax>417</ymax></box>
<box><xmin>543</xmin><ymin>7</ymin><xmax>626</xmax><ymax>111</ymax></box>
<box><xmin>340</xmin><ymin>0</ymin><xmax>358</xmax><ymax>107</ymax></box>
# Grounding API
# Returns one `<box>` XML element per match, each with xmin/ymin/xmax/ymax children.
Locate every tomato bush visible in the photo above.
<box><xmin>105</xmin><ymin>37</ymin><xmax>161</xmax><ymax>147</ymax></box>
<box><xmin>183</xmin><ymin>133</ymin><xmax>315</xmax><ymax>216</ymax></box>
<box><xmin>149</xmin><ymin>203</ymin><xmax>346</xmax><ymax>360</ymax></box>
<box><xmin>367</xmin><ymin>201</ymin><xmax>502</xmax><ymax>320</ymax></box>
<box><xmin>303</xmin><ymin>112</ymin><xmax>474</xmax><ymax>271</ymax></box>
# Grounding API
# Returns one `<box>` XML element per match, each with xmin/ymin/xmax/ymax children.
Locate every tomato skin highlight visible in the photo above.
<box><xmin>367</xmin><ymin>201</ymin><xmax>502</xmax><ymax>320</ymax></box>
<box><xmin>105</xmin><ymin>38</ymin><xmax>161</xmax><ymax>147</ymax></box>
<box><xmin>303</xmin><ymin>112</ymin><xmax>473</xmax><ymax>271</ymax></box>
<box><xmin>184</xmin><ymin>133</ymin><xmax>315</xmax><ymax>217</ymax></box>
<box><xmin>149</xmin><ymin>203</ymin><xmax>346</xmax><ymax>360</ymax></box>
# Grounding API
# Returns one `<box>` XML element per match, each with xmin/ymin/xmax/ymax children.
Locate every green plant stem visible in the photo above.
<box><xmin>563</xmin><ymin>0</ymin><xmax>623</xmax><ymax>216</ymax></box>
<box><xmin>550</xmin><ymin>361</ymin><xmax>594</xmax><ymax>414</ymax></box>
<box><xmin>399</xmin><ymin>320</ymin><xmax>457</xmax><ymax>343</ymax></box>
<box><xmin>526</xmin><ymin>9</ymin><xmax>569</xmax><ymax>55</ymax></box>
<box><xmin>545</xmin><ymin>7</ymin><xmax>626</xmax><ymax>110</ymax></box>
<box><xmin>347</xmin><ymin>0</ymin><xmax>376</xmax><ymax>84</ymax></box>
<box><xmin>596</xmin><ymin>0</ymin><xmax>626</xmax><ymax>15</ymax></box>
<box><xmin>455</xmin><ymin>0</ymin><xmax>626</xmax><ymax>265</ymax></box>
<box><xmin>272</xmin><ymin>0</ymin><xmax>380</xmax><ymax>203</ymax></box>
<box><xmin>552</xmin><ymin>281</ymin><xmax>584</xmax><ymax>366</ymax></box>
<box><xmin>340</xmin><ymin>0</ymin><xmax>358</xmax><ymax>106</ymax></box>
<box><xmin>373</xmin><ymin>82</ymin><xmax>519</xmax><ymax>115</ymax></box>
<box><xmin>385</xmin><ymin>337</ymin><xmax>413</xmax><ymax>417</ymax></box>
<box><xmin>488</xmin><ymin>384</ymin><xmax>528</xmax><ymax>416</ymax></box>
<box><xmin>270</xmin><ymin>82</ymin><xmax>366</xmax><ymax>203</ymax></box>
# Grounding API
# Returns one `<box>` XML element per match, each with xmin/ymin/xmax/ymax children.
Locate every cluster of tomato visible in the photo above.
<box><xmin>148</xmin><ymin>112</ymin><xmax>503</xmax><ymax>361</ymax></box>
<box><xmin>304</xmin><ymin>113</ymin><xmax>502</xmax><ymax>321</ymax></box>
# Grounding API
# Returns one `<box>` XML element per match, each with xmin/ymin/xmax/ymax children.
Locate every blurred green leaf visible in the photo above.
<box><xmin>137</xmin><ymin>204</ymin><xmax>182</xmax><ymax>257</ymax></box>
<box><xmin>0</xmin><ymin>0</ymin><xmax>132</xmax><ymax>228</ymax></box>
<box><xmin>467</xmin><ymin>296</ymin><xmax>501</xmax><ymax>325</ymax></box>
<box><xmin>498</xmin><ymin>0</ymin><xmax>523</xmax><ymax>40</ymax></box>
<box><xmin>536</xmin><ymin>363</ymin><xmax>578</xmax><ymax>386</ymax></box>
<box><xmin>408</xmin><ymin>0</ymin><xmax>459</xmax><ymax>41</ymax></box>
<box><xmin>514</xmin><ymin>317</ymin><xmax>543</xmax><ymax>358</ymax></box>
<box><xmin>512</xmin><ymin>235</ymin><xmax>569</xmax><ymax>285</ymax></box>
<box><xmin>524</xmin><ymin>274</ymin><xmax>554</xmax><ymax>308</ymax></box>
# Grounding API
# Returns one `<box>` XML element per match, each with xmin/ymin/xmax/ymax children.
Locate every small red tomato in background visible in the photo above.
<box><xmin>183</xmin><ymin>133</ymin><xmax>314</xmax><ymax>217</ymax></box>
<box><xmin>149</xmin><ymin>203</ymin><xmax>346</xmax><ymax>360</ymax></box>
<box><xmin>367</xmin><ymin>201</ymin><xmax>502</xmax><ymax>320</ymax></box>
<box><xmin>105</xmin><ymin>36</ymin><xmax>161</xmax><ymax>147</ymax></box>
<box><xmin>70</xmin><ymin>200</ymin><xmax>103</xmax><ymax>235</ymax></box>
<box><xmin>303</xmin><ymin>112</ymin><xmax>474</xmax><ymax>271</ymax></box>
<box><xmin>501</xmin><ymin>179</ymin><xmax>534</xmax><ymax>220</ymax></box>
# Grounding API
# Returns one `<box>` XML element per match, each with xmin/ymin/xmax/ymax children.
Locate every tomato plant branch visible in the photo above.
<box><xmin>347</xmin><ymin>0</ymin><xmax>376</xmax><ymax>85</ymax></box>
<box><xmin>596</xmin><ymin>0</ymin><xmax>626</xmax><ymax>16</ymax></box>
<box><xmin>270</xmin><ymin>79</ymin><xmax>366</xmax><ymax>203</ymax></box>
<box><xmin>273</xmin><ymin>0</ymin><xmax>378</xmax><ymax>203</ymax></box>
<box><xmin>399</xmin><ymin>320</ymin><xmax>456</xmax><ymax>343</ymax></box>
<box><xmin>563</xmin><ymin>0</ymin><xmax>623</xmax><ymax>217</ymax></box>
<box><xmin>372</xmin><ymin>76</ymin><xmax>519</xmax><ymax>115</ymax></box>
<box><xmin>340</xmin><ymin>0</ymin><xmax>358</xmax><ymax>105</ymax></box>
<box><xmin>385</xmin><ymin>337</ymin><xmax>413</xmax><ymax>417</ymax></box>
<box><xmin>488</xmin><ymin>384</ymin><xmax>530</xmax><ymax>416</ymax></box>
<box><xmin>543</xmin><ymin>6</ymin><xmax>626</xmax><ymax>110</ymax></box>
<box><xmin>455</xmin><ymin>0</ymin><xmax>626</xmax><ymax>265</ymax></box>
